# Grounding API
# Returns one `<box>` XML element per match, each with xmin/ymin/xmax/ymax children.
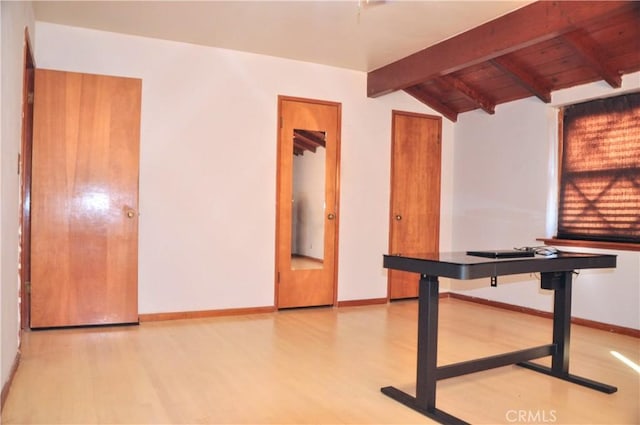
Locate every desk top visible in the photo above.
<box><xmin>383</xmin><ymin>251</ymin><xmax>617</xmax><ymax>280</ymax></box>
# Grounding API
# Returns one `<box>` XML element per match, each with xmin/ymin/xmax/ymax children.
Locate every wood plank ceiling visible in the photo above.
<box><xmin>293</xmin><ymin>129</ymin><xmax>326</xmax><ymax>156</ymax></box>
<box><xmin>367</xmin><ymin>1</ymin><xmax>640</xmax><ymax>122</ymax></box>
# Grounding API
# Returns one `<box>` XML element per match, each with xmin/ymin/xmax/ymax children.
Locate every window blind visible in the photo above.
<box><xmin>558</xmin><ymin>92</ymin><xmax>640</xmax><ymax>243</ymax></box>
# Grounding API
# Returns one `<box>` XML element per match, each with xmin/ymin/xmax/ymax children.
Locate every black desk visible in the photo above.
<box><xmin>382</xmin><ymin>251</ymin><xmax>617</xmax><ymax>425</ymax></box>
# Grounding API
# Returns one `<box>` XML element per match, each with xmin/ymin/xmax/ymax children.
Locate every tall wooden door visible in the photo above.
<box><xmin>19</xmin><ymin>31</ymin><xmax>35</xmax><ymax>329</ymax></box>
<box><xmin>388</xmin><ymin>111</ymin><xmax>441</xmax><ymax>299</ymax></box>
<box><xmin>276</xmin><ymin>96</ymin><xmax>341</xmax><ymax>308</ymax></box>
<box><xmin>30</xmin><ymin>69</ymin><xmax>141</xmax><ymax>328</ymax></box>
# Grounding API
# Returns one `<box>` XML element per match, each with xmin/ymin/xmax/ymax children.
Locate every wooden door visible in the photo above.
<box><xmin>276</xmin><ymin>96</ymin><xmax>341</xmax><ymax>308</ymax></box>
<box><xmin>388</xmin><ymin>111</ymin><xmax>441</xmax><ymax>299</ymax></box>
<box><xmin>20</xmin><ymin>31</ymin><xmax>35</xmax><ymax>329</ymax></box>
<box><xmin>30</xmin><ymin>69</ymin><xmax>141</xmax><ymax>328</ymax></box>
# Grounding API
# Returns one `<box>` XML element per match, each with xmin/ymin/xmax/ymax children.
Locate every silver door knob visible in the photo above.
<box><xmin>395</xmin><ymin>214</ymin><xmax>402</xmax><ymax>221</ymax></box>
<box><xmin>327</xmin><ymin>213</ymin><xmax>336</xmax><ymax>220</ymax></box>
<box><xmin>126</xmin><ymin>210</ymin><xmax>136</xmax><ymax>218</ymax></box>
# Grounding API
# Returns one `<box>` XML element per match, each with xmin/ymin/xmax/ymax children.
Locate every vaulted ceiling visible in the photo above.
<box><xmin>368</xmin><ymin>1</ymin><xmax>640</xmax><ymax>121</ymax></box>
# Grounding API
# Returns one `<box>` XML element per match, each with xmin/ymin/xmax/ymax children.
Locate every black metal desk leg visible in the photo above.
<box><xmin>552</xmin><ymin>271</ymin><xmax>572</xmax><ymax>375</ymax></box>
<box><xmin>519</xmin><ymin>271</ymin><xmax>617</xmax><ymax>394</ymax></box>
<box><xmin>416</xmin><ymin>274</ymin><xmax>439</xmax><ymax>410</ymax></box>
<box><xmin>381</xmin><ymin>274</ymin><xmax>469</xmax><ymax>424</ymax></box>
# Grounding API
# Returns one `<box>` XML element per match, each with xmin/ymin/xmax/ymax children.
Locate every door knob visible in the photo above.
<box><xmin>395</xmin><ymin>214</ymin><xmax>402</xmax><ymax>221</ymax></box>
<box><xmin>126</xmin><ymin>210</ymin><xmax>136</xmax><ymax>218</ymax></box>
<box><xmin>327</xmin><ymin>213</ymin><xmax>336</xmax><ymax>220</ymax></box>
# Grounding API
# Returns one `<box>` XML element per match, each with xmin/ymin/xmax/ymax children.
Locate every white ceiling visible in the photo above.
<box><xmin>32</xmin><ymin>1</ymin><xmax>532</xmax><ymax>72</ymax></box>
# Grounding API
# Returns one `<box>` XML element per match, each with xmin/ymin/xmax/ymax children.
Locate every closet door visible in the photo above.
<box><xmin>276</xmin><ymin>96</ymin><xmax>341</xmax><ymax>308</ymax></box>
<box><xmin>30</xmin><ymin>69</ymin><xmax>141</xmax><ymax>328</ymax></box>
<box><xmin>388</xmin><ymin>111</ymin><xmax>441</xmax><ymax>299</ymax></box>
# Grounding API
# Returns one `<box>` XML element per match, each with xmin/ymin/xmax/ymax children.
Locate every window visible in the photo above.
<box><xmin>557</xmin><ymin>92</ymin><xmax>640</xmax><ymax>244</ymax></box>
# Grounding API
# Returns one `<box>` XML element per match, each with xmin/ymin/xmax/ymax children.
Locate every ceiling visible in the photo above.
<box><xmin>33</xmin><ymin>1</ymin><xmax>640</xmax><ymax>121</ymax></box>
<box><xmin>369</xmin><ymin>1</ymin><xmax>640</xmax><ymax>121</ymax></box>
<box><xmin>32</xmin><ymin>1</ymin><xmax>531</xmax><ymax>72</ymax></box>
<box><xmin>293</xmin><ymin>129</ymin><xmax>326</xmax><ymax>156</ymax></box>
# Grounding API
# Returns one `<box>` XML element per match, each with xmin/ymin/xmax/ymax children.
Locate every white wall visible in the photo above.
<box><xmin>452</xmin><ymin>73</ymin><xmax>640</xmax><ymax>330</ymax></box>
<box><xmin>34</xmin><ymin>22</ymin><xmax>455</xmax><ymax>313</ymax></box>
<box><xmin>1</xmin><ymin>0</ymin><xmax>34</xmax><ymax>396</ymax></box>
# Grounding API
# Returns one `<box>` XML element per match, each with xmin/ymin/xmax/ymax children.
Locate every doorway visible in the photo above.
<box><xmin>275</xmin><ymin>96</ymin><xmax>341</xmax><ymax>308</ymax></box>
<box><xmin>388</xmin><ymin>111</ymin><xmax>441</xmax><ymax>299</ymax></box>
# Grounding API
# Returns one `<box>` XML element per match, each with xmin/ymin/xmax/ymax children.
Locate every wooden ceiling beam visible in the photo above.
<box><xmin>404</xmin><ymin>86</ymin><xmax>458</xmax><ymax>122</ymax></box>
<box><xmin>490</xmin><ymin>56</ymin><xmax>552</xmax><ymax>103</ymax></box>
<box><xmin>439</xmin><ymin>75</ymin><xmax>495</xmax><ymax>115</ymax></box>
<box><xmin>293</xmin><ymin>137</ymin><xmax>318</xmax><ymax>153</ymax></box>
<box><xmin>367</xmin><ymin>1</ymin><xmax>637</xmax><ymax>97</ymax></box>
<box><xmin>295</xmin><ymin>130</ymin><xmax>326</xmax><ymax>146</ymax></box>
<box><xmin>562</xmin><ymin>29</ymin><xmax>622</xmax><ymax>88</ymax></box>
<box><xmin>292</xmin><ymin>129</ymin><xmax>326</xmax><ymax>155</ymax></box>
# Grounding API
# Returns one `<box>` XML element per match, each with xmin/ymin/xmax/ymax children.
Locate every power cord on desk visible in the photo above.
<box><xmin>514</xmin><ymin>246</ymin><xmax>558</xmax><ymax>256</ymax></box>
<box><xmin>530</xmin><ymin>269</ymin><xmax>580</xmax><ymax>283</ymax></box>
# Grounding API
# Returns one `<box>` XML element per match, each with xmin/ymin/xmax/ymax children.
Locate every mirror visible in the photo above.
<box><xmin>291</xmin><ymin>129</ymin><xmax>326</xmax><ymax>270</ymax></box>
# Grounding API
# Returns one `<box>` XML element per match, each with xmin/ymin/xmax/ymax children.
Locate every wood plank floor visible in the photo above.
<box><xmin>2</xmin><ymin>298</ymin><xmax>638</xmax><ymax>424</ymax></box>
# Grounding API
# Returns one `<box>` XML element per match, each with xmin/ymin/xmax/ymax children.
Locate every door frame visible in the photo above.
<box><xmin>20</xmin><ymin>28</ymin><xmax>35</xmax><ymax>329</ymax></box>
<box><xmin>274</xmin><ymin>95</ymin><xmax>341</xmax><ymax>308</ymax></box>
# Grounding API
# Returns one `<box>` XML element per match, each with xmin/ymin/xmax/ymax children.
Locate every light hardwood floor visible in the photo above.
<box><xmin>2</xmin><ymin>298</ymin><xmax>638</xmax><ymax>424</ymax></box>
